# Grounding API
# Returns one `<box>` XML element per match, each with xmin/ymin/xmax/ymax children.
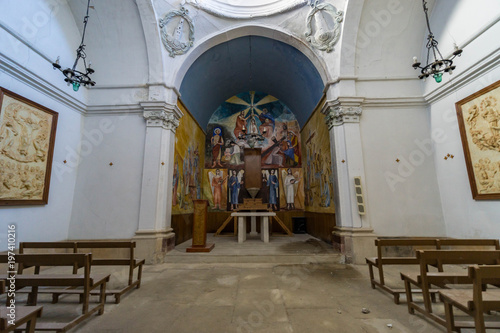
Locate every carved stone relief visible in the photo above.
<box><xmin>305</xmin><ymin>1</ymin><xmax>343</xmax><ymax>53</ymax></box>
<box><xmin>159</xmin><ymin>7</ymin><xmax>195</xmax><ymax>57</ymax></box>
<box><xmin>0</xmin><ymin>95</ymin><xmax>53</xmax><ymax>201</ymax></box>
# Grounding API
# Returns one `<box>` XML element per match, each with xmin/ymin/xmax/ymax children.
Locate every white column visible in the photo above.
<box><xmin>322</xmin><ymin>98</ymin><xmax>376</xmax><ymax>263</ymax></box>
<box><xmin>134</xmin><ymin>101</ymin><xmax>183</xmax><ymax>264</ymax></box>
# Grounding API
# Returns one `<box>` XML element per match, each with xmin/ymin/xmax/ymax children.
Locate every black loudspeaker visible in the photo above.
<box><xmin>292</xmin><ymin>217</ymin><xmax>307</xmax><ymax>234</ymax></box>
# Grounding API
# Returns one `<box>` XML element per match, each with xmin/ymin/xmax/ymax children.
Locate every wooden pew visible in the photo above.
<box><xmin>401</xmin><ymin>250</ymin><xmax>500</xmax><ymax>327</ymax></box>
<box><xmin>0</xmin><ymin>253</ymin><xmax>109</xmax><ymax>332</ymax></box>
<box><xmin>439</xmin><ymin>265</ymin><xmax>500</xmax><ymax>333</ymax></box>
<box><xmin>366</xmin><ymin>238</ymin><xmax>438</xmax><ymax>303</ymax></box>
<box><xmin>366</xmin><ymin>238</ymin><xmax>500</xmax><ymax>303</ymax></box>
<box><xmin>0</xmin><ymin>306</ymin><xmax>43</xmax><ymax>333</ymax></box>
<box><xmin>20</xmin><ymin>241</ymin><xmax>145</xmax><ymax>304</ymax></box>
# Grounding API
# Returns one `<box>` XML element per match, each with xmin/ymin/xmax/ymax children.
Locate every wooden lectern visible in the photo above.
<box><xmin>187</xmin><ymin>200</ymin><xmax>214</xmax><ymax>252</ymax></box>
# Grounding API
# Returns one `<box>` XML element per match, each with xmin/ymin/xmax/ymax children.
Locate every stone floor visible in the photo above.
<box><xmin>5</xmin><ymin>234</ymin><xmax>499</xmax><ymax>332</ymax></box>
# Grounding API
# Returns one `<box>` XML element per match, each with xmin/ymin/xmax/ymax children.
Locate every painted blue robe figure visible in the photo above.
<box><xmin>229</xmin><ymin>170</ymin><xmax>240</xmax><ymax>210</ymax></box>
<box><xmin>322</xmin><ymin>174</ymin><xmax>330</xmax><ymax>207</ymax></box>
<box><xmin>267</xmin><ymin>169</ymin><xmax>278</xmax><ymax>210</ymax></box>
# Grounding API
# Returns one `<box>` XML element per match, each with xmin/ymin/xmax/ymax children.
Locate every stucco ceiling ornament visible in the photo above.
<box><xmin>184</xmin><ymin>0</ymin><xmax>308</xmax><ymax>19</ymax></box>
<box><xmin>159</xmin><ymin>7</ymin><xmax>195</xmax><ymax>57</ymax></box>
<box><xmin>305</xmin><ymin>1</ymin><xmax>343</xmax><ymax>53</ymax></box>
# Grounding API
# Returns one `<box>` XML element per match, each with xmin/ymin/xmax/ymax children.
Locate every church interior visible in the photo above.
<box><xmin>1</xmin><ymin>0</ymin><xmax>500</xmax><ymax>331</ymax></box>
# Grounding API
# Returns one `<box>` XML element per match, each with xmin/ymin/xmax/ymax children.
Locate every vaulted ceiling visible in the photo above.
<box><xmin>179</xmin><ymin>35</ymin><xmax>324</xmax><ymax>129</ymax></box>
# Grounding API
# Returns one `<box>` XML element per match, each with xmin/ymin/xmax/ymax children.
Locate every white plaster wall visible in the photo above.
<box><xmin>0</xmin><ymin>0</ymin><xmax>89</xmax><ymax>102</ymax></box>
<box><xmin>68</xmin><ymin>114</ymin><xmax>146</xmax><ymax>240</ymax></box>
<box><xmin>423</xmin><ymin>0</ymin><xmax>500</xmax><ymax>238</ymax></box>
<box><xmin>0</xmin><ymin>79</ymin><xmax>83</xmax><ymax>250</ymax></box>
<box><xmin>360</xmin><ymin>105</ymin><xmax>446</xmax><ymax>236</ymax></box>
<box><xmin>67</xmin><ymin>0</ymin><xmax>150</xmax><ymax>87</ymax></box>
<box><xmin>0</xmin><ymin>0</ymin><xmax>86</xmax><ymax>250</ymax></box>
<box><xmin>430</xmin><ymin>70</ymin><xmax>500</xmax><ymax>239</ymax></box>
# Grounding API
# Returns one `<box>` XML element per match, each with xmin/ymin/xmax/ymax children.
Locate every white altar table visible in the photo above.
<box><xmin>231</xmin><ymin>212</ymin><xmax>276</xmax><ymax>243</ymax></box>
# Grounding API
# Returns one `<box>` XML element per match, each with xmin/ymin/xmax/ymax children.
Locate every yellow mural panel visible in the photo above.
<box><xmin>172</xmin><ymin>101</ymin><xmax>205</xmax><ymax>214</ymax></box>
<box><xmin>300</xmin><ymin>105</ymin><xmax>335</xmax><ymax>213</ymax></box>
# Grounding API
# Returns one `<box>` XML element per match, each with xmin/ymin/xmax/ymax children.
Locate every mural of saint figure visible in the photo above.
<box><xmin>284</xmin><ymin>168</ymin><xmax>300</xmax><ymax>210</ymax></box>
<box><xmin>211</xmin><ymin>127</ymin><xmax>224</xmax><ymax>168</ymax></box>
<box><xmin>234</xmin><ymin>111</ymin><xmax>247</xmax><ymax>139</ymax></box>
<box><xmin>229</xmin><ymin>169</ymin><xmax>242</xmax><ymax>210</ymax></box>
<box><xmin>172</xmin><ymin>160</ymin><xmax>179</xmax><ymax>206</ymax></box>
<box><xmin>267</xmin><ymin>169</ymin><xmax>278</xmax><ymax>211</ymax></box>
<box><xmin>209</xmin><ymin>169</ymin><xmax>226</xmax><ymax>210</ymax></box>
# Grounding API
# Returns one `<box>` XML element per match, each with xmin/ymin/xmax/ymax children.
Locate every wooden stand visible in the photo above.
<box><xmin>187</xmin><ymin>200</ymin><xmax>214</xmax><ymax>252</ymax></box>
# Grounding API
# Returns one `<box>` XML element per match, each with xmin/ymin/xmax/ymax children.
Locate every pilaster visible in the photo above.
<box><xmin>322</xmin><ymin>98</ymin><xmax>376</xmax><ymax>263</ymax></box>
<box><xmin>134</xmin><ymin>101</ymin><xmax>183</xmax><ymax>264</ymax></box>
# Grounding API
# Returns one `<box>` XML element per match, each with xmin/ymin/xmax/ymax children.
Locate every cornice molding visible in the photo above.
<box><xmin>0</xmin><ymin>52</ymin><xmax>86</xmax><ymax>114</ymax></box>
<box><xmin>424</xmin><ymin>48</ymin><xmax>500</xmax><ymax>104</ymax></box>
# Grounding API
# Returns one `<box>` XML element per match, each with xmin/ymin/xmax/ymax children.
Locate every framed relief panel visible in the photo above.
<box><xmin>456</xmin><ymin>80</ymin><xmax>500</xmax><ymax>199</ymax></box>
<box><xmin>0</xmin><ymin>88</ymin><xmax>58</xmax><ymax>205</ymax></box>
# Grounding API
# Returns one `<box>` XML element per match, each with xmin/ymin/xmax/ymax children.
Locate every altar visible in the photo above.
<box><xmin>231</xmin><ymin>211</ymin><xmax>276</xmax><ymax>243</ymax></box>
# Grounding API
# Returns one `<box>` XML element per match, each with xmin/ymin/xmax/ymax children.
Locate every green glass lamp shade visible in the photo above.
<box><xmin>72</xmin><ymin>81</ymin><xmax>81</xmax><ymax>91</ymax></box>
<box><xmin>433</xmin><ymin>73</ymin><xmax>443</xmax><ymax>83</ymax></box>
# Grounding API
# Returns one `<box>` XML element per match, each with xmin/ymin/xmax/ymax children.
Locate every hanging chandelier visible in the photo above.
<box><xmin>52</xmin><ymin>0</ymin><xmax>95</xmax><ymax>91</ymax></box>
<box><xmin>412</xmin><ymin>0</ymin><xmax>462</xmax><ymax>83</ymax></box>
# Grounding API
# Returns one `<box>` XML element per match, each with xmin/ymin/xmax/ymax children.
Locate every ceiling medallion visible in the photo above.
<box><xmin>159</xmin><ymin>7</ymin><xmax>195</xmax><ymax>57</ymax></box>
<box><xmin>305</xmin><ymin>1</ymin><xmax>343</xmax><ymax>53</ymax></box>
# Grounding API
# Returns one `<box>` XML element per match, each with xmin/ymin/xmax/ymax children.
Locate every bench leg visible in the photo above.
<box><xmin>27</xmin><ymin>286</ymin><xmax>38</xmax><ymax>305</ymax></box>
<box><xmin>473</xmin><ymin>309</ymin><xmax>486</xmax><ymax>333</ymax></box>
<box><xmin>115</xmin><ymin>294</ymin><xmax>120</xmax><ymax>304</ymax></box>
<box><xmin>52</xmin><ymin>293</ymin><xmax>60</xmax><ymax>303</ymax></box>
<box><xmin>137</xmin><ymin>265</ymin><xmax>143</xmax><ymax>289</ymax></box>
<box><xmin>393</xmin><ymin>293</ymin><xmax>400</xmax><ymax>305</ymax></box>
<box><xmin>98</xmin><ymin>282</ymin><xmax>107</xmax><ymax>315</ymax></box>
<box><xmin>403</xmin><ymin>278</ymin><xmax>415</xmax><ymax>314</ymax></box>
<box><xmin>367</xmin><ymin>264</ymin><xmax>376</xmax><ymax>289</ymax></box>
<box><xmin>443</xmin><ymin>300</ymin><xmax>456</xmax><ymax>333</ymax></box>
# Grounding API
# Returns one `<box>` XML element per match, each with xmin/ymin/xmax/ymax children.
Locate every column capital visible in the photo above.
<box><xmin>322</xmin><ymin>99</ymin><xmax>363</xmax><ymax>128</ymax></box>
<box><xmin>141</xmin><ymin>101</ymin><xmax>183</xmax><ymax>132</ymax></box>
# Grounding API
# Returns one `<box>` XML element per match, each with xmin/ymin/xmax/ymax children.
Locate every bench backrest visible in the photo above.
<box><xmin>20</xmin><ymin>242</ymin><xmax>76</xmax><ymax>253</ymax></box>
<box><xmin>20</xmin><ymin>241</ymin><xmax>136</xmax><ymax>259</ymax></box>
<box><xmin>469</xmin><ymin>265</ymin><xmax>500</xmax><ymax>312</ymax></box>
<box><xmin>0</xmin><ymin>253</ymin><xmax>91</xmax><ymax>276</ymax></box>
<box><xmin>416</xmin><ymin>250</ymin><xmax>500</xmax><ymax>266</ymax></box>
<box><xmin>437</xmin><ymin>239</ymin><xmax>500</xmax><ymax>250</ymax></box>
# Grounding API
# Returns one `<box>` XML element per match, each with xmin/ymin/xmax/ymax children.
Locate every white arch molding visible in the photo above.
<box><xmin>133</xmin><ymin>5</ymin><xmax>374</xmax><ymax>263</ymax></box>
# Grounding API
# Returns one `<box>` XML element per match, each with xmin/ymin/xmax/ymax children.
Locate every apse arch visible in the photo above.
<box><xmin>176</xmin><ymin>25</ymin><xmax>328</xmax><ymax>128</ymax></box>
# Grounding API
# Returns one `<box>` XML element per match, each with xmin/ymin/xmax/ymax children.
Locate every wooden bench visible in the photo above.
<box><xmin>366</xmin><ymin>238</ymin><xmax>438</xmax><ymax>303</ymax></box>
<box><xmin>0</xmin><ymin>253</ymin><xmax>109</xmax><ymax>332</ymax></box>
<box><xmin>401</xmin><ymin>250</ymin><xmax>500</xmax><ymax>328</ymax></box>
<box><xmin>20</xmin><ymin>241</ymin><xmax>145</xmax><ymax>304</ymax></box>
<box><xmin>366</xmin><ymin>238</ymin><xmax>500</xmax><ymax>303</ymax></box>
<box><xmin>440</xmin><ymin>265</ymin><xmax>500</xmax><ymax>333</ymax></box>
<box><xmin>0</xmin><ymin>306</ymin><xmax>43</xmax><ymax>333</ymax></box>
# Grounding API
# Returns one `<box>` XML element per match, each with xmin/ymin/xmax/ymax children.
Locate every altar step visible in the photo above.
<box><xmin>165</xmin><ymin>233</ymin><xmax>345</xmax><ymax>266</ymax></box>
<box><xmin>164</xmin><ymin>252</ymin><xmax>345</xmax><ymax>265</ymax></box>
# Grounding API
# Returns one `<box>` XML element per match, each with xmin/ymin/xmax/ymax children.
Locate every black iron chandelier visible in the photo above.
<box><xmin>412</xmin><ymin>0</ymin><xmax>462</xmax><ymax>83</ymax></box>
<box><xmin>52</xmin><ymin>0</ymin><xmax>95</xmax><ymax>91</ymax></box>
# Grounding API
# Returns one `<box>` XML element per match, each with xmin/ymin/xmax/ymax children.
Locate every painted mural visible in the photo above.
<box><xmin>204</xmin><ymin>168</ymin><xmax>228</xmax><ymax>211</ymax></box>
<box><xmin>279</xmin><ymin>168</ymin><xmax>304</xmax><ymax>210</ymax></box>
<box><xmin>205</xmin><ymin>91</ymin><xmax>302</xmax><ymax>169</ymax></box>
<box><xmin>301</xmin><ymin>105</ymin><xmax>335</xmax><ymax>213</ymax></box>
<box><xmin>172</xmin><ymin>102</ymin><xmax>205</xmax><ymax>214</ymax></box>
<box><xmin>203</xmin><ymin>91</ymin><xmax>305</xmax><ymax>211</ymax></box>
